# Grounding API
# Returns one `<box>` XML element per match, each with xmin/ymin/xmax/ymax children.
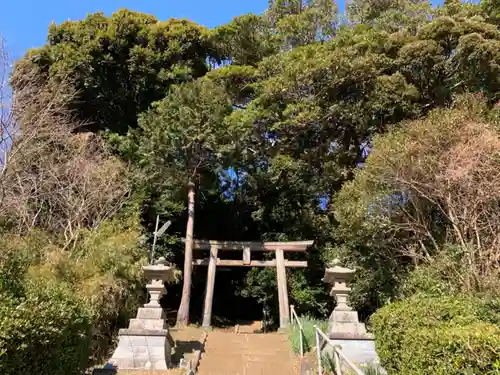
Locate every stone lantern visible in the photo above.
<box><xmin>109</xmin><ymin>257</ymin><xmax>175</xmax><ymax>370</ymax></box>
<box><xmin>143</xmin><ymin>257</ymin><xmax>172</xmax><ymax>308</ymax></box>
<box><xmin>321</xmin><ymin>260</ymin><xmax>381</xmax><ymax>372</ymax></box>
<box><xmin>322</xmin><ymin>259</ymin><xmax>369</xmax><ymax>337</ymax></box>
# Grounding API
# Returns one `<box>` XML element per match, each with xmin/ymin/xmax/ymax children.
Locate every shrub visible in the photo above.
<box><xmin>371</xmin><ymin>295</ymin><xmax>500</xmax><ymax>375</ymax></box>
<box><xmin>27</xmin><ymin>215</ymin><xmax>147</xmax><ymax>365</ymax></box>
<box><xmin>288</xmin><ymin>315</ymin><xmax>328</xmax><ymax>354</ymax></box>
<box><xmin>0</xmin><ymin>213</ymin><xmax>147</xmax><ymax>373</ymax></box>
<box><xmin>0</xmin><ymin>285</ymin><xmax>91</xmax><ymax>375</ymax></box>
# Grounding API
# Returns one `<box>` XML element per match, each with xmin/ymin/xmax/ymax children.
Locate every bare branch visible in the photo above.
<box><xmin>0</xmin><ymin>46</ymin><xmax>130</xmax><ymax>243</ymax></box>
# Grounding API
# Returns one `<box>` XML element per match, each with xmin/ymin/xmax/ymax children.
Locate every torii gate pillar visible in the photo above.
<box><xmin>276</xmin><ymin>248</ymin><xmax>289</xmax><ymax>329</ymax></box>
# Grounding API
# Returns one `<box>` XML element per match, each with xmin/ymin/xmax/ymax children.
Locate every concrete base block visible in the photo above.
<box><xmin>327</xmin><ymin>309</ymin><xmax>369</xmax><ymax>336</ymax></box>
<box><xmin>128</xmin><ymin>318</ymin><xmax>167</xmax><ymax>330</ymax></box>
<box><xmin>330</xmin><ymin>309</ymin><xmax>361</xmax><ymax>323</ymax></box>
<box><xmin>109</xmin><ymin>330</ymin><xmax>173</xmax><ymax>370</ymax></box>
<box><xmin>136</xmin><ymin>307</ymin><xmax>166</xmax><ymax>320</ymax></box>
<box><xmin>328</xmin><ymin>322</ymin><xmax>370</xmax><ymax>336</ymax></box>
<box><xmin>322</xmin><ymin>335</ymin><xmax>385</xmax><ymax>373</ymax></box>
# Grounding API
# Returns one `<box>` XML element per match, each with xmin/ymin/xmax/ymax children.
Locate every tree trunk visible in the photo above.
<box><xmin>176</xmin><ymin>181</ymin><xmax>196</xmax><ymax>327</ymax></box>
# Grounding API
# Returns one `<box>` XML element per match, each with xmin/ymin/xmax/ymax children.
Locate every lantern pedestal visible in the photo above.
<box><xmin>323</xmin><ymin>260</ymin><xmax>369</xmax><ymax>337</ymax></box>
<box><xmin>322</xmin><ymin>260</ymin><xmax>380</xmax><ymax>369</ymax></box>
<box><xmin>108</xmin><ymin>258</ymin><xmax>175</xmax><ymax>371</ymax></box>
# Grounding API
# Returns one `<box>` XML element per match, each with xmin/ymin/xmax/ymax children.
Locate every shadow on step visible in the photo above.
<box><xmin>171</xmin><ymin>340</ymin><xmax>203</xmax><ymax>366</ymax></box>
<box><xmin>92</xmin><ymin>367</ymin><xmax>117</xmax><ymax>375</ymax></box>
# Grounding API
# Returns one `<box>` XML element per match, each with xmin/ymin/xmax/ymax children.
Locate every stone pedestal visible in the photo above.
<box><xmin>327</xmin><ymin>290</ymin><xmax>369</xmax><ymax>337</ymax></box>
<box><xmin>108</xmin><ymin>258</ymin><xmax>175</xmax><ymax>371</ymax></box>
<box><xmin>322</xmin><ymin>260</ymin><xmax>380</xmax><ymax>368</ymax></box>
<box><xmin>321</xmin><ymin>337</ymin><xmax>382</xmax><ymax>373</ymax></box>
<box><xmin>323</xmin><ymin>260</ymin><xmax>369</xmax><ymax>337</ymax></box>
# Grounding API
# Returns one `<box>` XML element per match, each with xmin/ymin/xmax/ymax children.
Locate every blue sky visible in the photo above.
<box><xmin>0</xmin><ymin>0</ymin><xmax>271</xmax><ymax>59</ymax></box>
<box><xmin>0</xmin><ymin>0</ymin><xmax>453</xmax><ymax>60</ymax></box>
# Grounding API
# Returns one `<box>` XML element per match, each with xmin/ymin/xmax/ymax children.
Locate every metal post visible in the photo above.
<box><xmin>150</xmin><ymin>215</ymin><xmax>160</xmax><ymax>263</ymax></box>
<box><xmin>315</xmin><ymin>326</ymin><xmax>322</xmax><ymax>375</ymax></box>
<box><xmin>334</xmin><ymin>350</ymin><xmax>342</xmax><ymax>375</ymax></box>
<box><xmin>300</xmin><ymin>328</ymin><xmax>304</xmax><ymax>357</ymax></box>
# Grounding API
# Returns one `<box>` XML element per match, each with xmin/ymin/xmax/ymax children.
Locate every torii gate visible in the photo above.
<box><xmin>191</xmin><ymin>239</ymin><xmax>314</xmax><ymax>330</ymax></box>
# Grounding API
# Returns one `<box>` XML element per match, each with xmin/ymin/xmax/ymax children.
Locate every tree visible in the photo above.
<box><xmin>127</xmin><ymin>79</ymin><xmax>234</xmax><ymax>326</ymax></box>
<box><xmin>0</xmin><ymin>39</ymin><xmax>129</xmax><ymax>242</ymax></box>
<box><xmin>211</xmin><ymin>14</ymin><xmax>278</xmax><ymax>66</ymax></box>
<box><xmin>0</xmin><ymin>37</ymin><xmax>146</xmax><ymax>373</ymax></box>
<box><xmin>347</xmin><ymin>0</ymin><xmax>429</xmax><ymax>24</ymax></box>
<box><xmin>267</xmin><ymin>0</ymin><xmax>338</xmax><ymax>48</ymax></box>
<box><xmin>333</xmin><ymin>95</ymin><xmax>500</xmax><ymax>311</ymax></box>
<box><xmin>8</xmin><ymin>0</ymin><xmax>500</xmax><ymax>329</ymax></box>
<box><xmin>217</xmin><ymin>5</ymin><xmax>500</xmax><ymax>313</ymax></box>
<box><xmin>11</xmin><ymin>9</ymin><xmax>215</xmax><ymax>134</ymax></box>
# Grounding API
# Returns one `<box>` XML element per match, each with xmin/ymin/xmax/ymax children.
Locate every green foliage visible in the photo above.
<box><xmin>0</xmin><ymin>213</ymin><xmax>147</xmax><ymax>372</ymax></box>
<box><xmin>32</xmin><ymin>215</ymin><xmax>147</xmax><ymax>363</ymax></box>
<box><xmin>211</xmin><ymin>14</ymin><xmax>278</xmax><ymax>66</ymax></box>
<box><xmin>358</xmin><ymin>364</ymin><xmax>386</xmax><ymax>375</ymax></box>
<box><xmin>481</xmin><ymin>0</ymin><xmax>500</xmax><ymax>25</ymax></box>
<box><xmin>122</xmin><ymin>78</ymin><xmax>235</xmax><ymax>217</ymax></box>
<box><xmin>340</xmin><ymin>362</ymin><xmax>385</xmax><ymax>375</ymax></box>
<box><xmin>347</xmin><ymin>0</ymin><xmax>435</xmax><ymax>32</ymax></box>
<box><xmin>288</xmin><ymin>315</ymin><xmax>327</xmax><ymax>354</ymax></box>
<box><xmin>12</xmin><ymin>9</ymin><xmax>214</xmax><ymax>133</ymax></box>
<box><xmin>205</xmin><ymin>65</ymin><xmax>258</xmax><ymax>106</ymax></box>
<box><xmin>332</xmin><ymin>94</ymin><xmax>500</xmax><ymax>313</ymax></box>
<box><xmin>241</xmin><ymin>267</ymin><xmax>278</xmax><ymax>304</ymax></box>
<box><xmin>267</xmin><ymin>0</ymin><xmax>338</xmax><ymax>46</ymax></box>
<box><xmin>400</xmin><ymin>248</ymin><xmax>475</xmax><ymax>298</ymax></box>
<box><xmin>212</xmin><ymin>2</ymin><xmax>500</xmax><ymax>319</ymax></box>
<box><xmin>371</xmin><ymin>295</ymin><xmax>500</xmax><ymax>375</ymax></box>
<box><xmin>0</xmin><ymin>237</ymin><xmax>35</xmax><ymax>298</ymax></box>
<box><xmin>321</xmin><ymin>353</ymin><xmax>336</xmax><ymax>374</ymax></box>
<box><xmin>0</xmin><ymin>286</ymin><xmax>91</xmax><ymax>375</ymax></box>
<box><xmin>8</xmin><ymin>3</ymin><xmax>500</xmax><ymax>370</ymax></box>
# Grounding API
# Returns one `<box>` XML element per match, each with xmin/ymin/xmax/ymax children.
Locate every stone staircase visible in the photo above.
<box><xmin>197</xmin><ymin>331</ymin><xmax>298</xmax><ymax>375</ymax></box>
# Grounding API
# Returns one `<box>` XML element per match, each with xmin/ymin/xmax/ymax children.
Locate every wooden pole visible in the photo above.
<box><xmin>202</xmin><ymin>245</ymin><xmax>218</xmax><ymax>328</ymax></box>
<box><xmin>276</xmin><ymin>248</ymin><xmax>290</xmax><ymax>330</ymax></box>
<box><xmin>176</xmin><ymin>182</ymin><xmax>196</xmax><ymax>327</ymax></box>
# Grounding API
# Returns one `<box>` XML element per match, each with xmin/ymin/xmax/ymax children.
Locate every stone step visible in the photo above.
<box><xmin>198</xmin><ymin>363</ymin><xmax>295</xmax><ymax>374</ymax></box>
<box><xmin>196</xmin><ymin>331</ymin><xmax>297</xmax><ymax>375</ymax></box>
<box><xmin>198</xmin><ymin>368</ymin><xmax>296</xmax><ymax>375</ymax></box>
<box><xmin>199</xmin><ymin>366</ymin><xmax>294</xmax><ymax>374</ymax></box>
<box><xmin>201</xmin><ymin>361</ymin><xmax>292</xmax><ymax>366</ymax></box>
<box><xmin>199</xmin><ymin>363</ymin><xmax>293</xmax><ymax>369</ymax></box>
<box><xmin>203</xmin><ymin>340</ymin><xmax>290</xmax><ymax>347</ymax></box>
<box><xmin>201</xmin><ymin>356</ymin><xmax>293</xmax><ymax>364</ymax></box>
<box><xmin>203</xmin><ymin>337</ymin><xmax>288</xmax><ymax>347</ymax></box>
<box><xmin>201</xmin><ymin>346</ymin><xmax>291</xmax><ymax>354</ymax></box>
<box><xmin>205</xmin><ymin>336</ymin><xmax>288</xmax><ymax>340</ymax></box>
<box><xmin>199</xmin><ymin>372</ymin><xmax>294</xmax><ymax>375</ymax></box>
<box><xmin>200</xmin><ymin>347</ymin><xmax>292</xmax><ymax>358</ymax></box>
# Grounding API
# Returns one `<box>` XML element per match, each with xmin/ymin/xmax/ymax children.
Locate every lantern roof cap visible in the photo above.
<box><xmin>323</xmin><ymin>259</ymin><xmax>355</xmax><ymax>284</ymax></box>
<box><xmin>326</xmin><ymin>259</ymin><xmax>355</xmax><ymax>274</ymax></box>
